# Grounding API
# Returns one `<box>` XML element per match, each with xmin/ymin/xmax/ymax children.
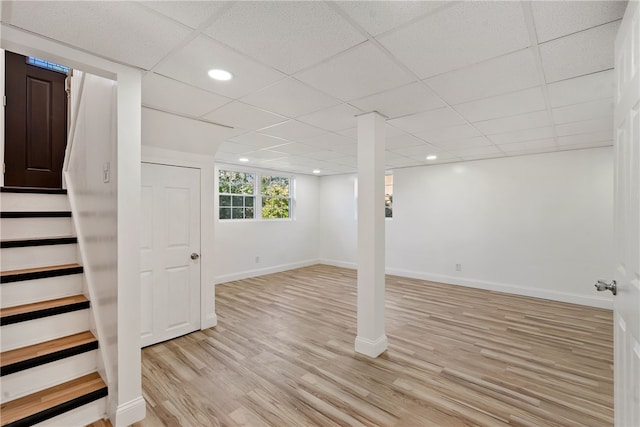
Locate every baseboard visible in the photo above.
<box><xmin>111</xmin><ymin>395</ymin><xmax>146</xmax><ymax>427</ymax></box>
<box><xmin>355</xmin><ymin>334</ymin><xmax>388</xmax><ymax>358</ymax></box>
<box><xmin>317</xmin><ymin>258</ymin><xmax>357</xmax><ymax>270</ymax></box>
<box><xmin>385</xmin><ymin>267</ymin><xmax>613</xmax><ymax>310</ymax></box>
<box><xmin>214</xmin><ymin>259</ymin><xmax>321</xmax><ymax>285</ymax></box>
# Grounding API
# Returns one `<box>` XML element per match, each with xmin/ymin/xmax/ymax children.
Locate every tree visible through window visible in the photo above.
<box><xmin>218</xmin><ymin>170</ymin><xmax>255</xmax><ymax>219</ymax></box>
<box><xmin>261</xmin><ymin>176</ymin><xmax>290</xmax><ymax>219</ymax></box>
<box><xmin>385</xmin><ymin>174</ymin><xmax>393</xmax><ymax>218</ymax></box>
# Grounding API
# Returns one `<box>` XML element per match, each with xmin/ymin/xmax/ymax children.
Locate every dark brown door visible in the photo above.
<box><xmin>5</xmin><ymin>51</ymin><xmax>68</xmax><ymax>188</ymax></box>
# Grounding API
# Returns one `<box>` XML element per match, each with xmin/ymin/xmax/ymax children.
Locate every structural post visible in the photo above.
<box><xmin>355</xmin><ymin>111</ymin><xmax>387</xmax><ymax>358</ymax></box>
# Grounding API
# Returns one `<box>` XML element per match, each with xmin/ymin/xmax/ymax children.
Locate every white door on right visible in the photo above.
<box><xmin>613</xmin><ymin>1</ymin><xmax>640</xmax><ymax>425</ymax></box>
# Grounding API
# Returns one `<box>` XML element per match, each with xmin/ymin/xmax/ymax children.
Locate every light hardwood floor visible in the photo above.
<box><xmin>138</xmin><ymin>265</ymin><xmax>613</xmax><ymax>426</ymax></box>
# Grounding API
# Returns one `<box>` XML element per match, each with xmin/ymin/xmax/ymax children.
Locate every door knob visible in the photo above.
<box><xmin>190</xmin><ymin>253</ymin><xmax>200</xmax><ymax>260</ymax></box>
<box><xmin>594</xmin><ymin>279</ymin><xmax>616</xmax><ymax>295</ymax></box>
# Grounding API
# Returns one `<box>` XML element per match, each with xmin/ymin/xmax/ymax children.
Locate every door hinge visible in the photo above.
<box><xmin>3</xmin><ymin>96</ymin><xmax>6</xmax><ymax>107</ymax></box>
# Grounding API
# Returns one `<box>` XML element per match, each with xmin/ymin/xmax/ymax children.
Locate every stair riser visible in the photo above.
<box><xmin>1</xmin><ymin>350</ymin><xmax>98</xmax><ymax>404</ymax></box>
<box><xmin>33</xmin><ymin>396</ymin><xmax>107</xmax><ymax>427</ymax></box>
<box><xmin>0</xmin><ymin>193</ymin><xmax>70</xmax><ymax>212</ymax></box>
<box><xmin>1</xmin><ymin>274</ymin><xmax>83</xmax><ymax>309</ymax></box>
<box><xmin>1</xmin><ymin>244</ymin><xmax>78</xmax><ymax>271</ymax></box>
<box><xmin>1</xmin><ymin>310</ymin><xmax>90</xmax><ymax>351</ymax></box>
<box><xmin>0</xmin><ymin>217</ymin><xmax>73</xmax><ymax>240</ymax></box>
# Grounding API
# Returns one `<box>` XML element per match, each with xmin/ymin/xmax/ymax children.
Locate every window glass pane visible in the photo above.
<box><xmin>245</xmin><ymin>196</ymin><xmax>254</xmax><ymax>207</ymax></box>
<box><xmin>262</xmin><ymin>197</ymin><xmax>290</xmax><ymax>219</ymax></box>
<box><xmin>385</xmin><ymin>174</ymin><xmax>393</xmax><ymax>218</ymax></box>
<box><xmin>262</xmin><ymin>176</ymin><xmax>289</xmax><ymax>197</ymax></box>
<box><xmin>231</xmin><ymin>207</ymin><xmax>244</xmax><ymax>219</ymax></box>
<box><xmin>219</xmin><ymin>171</ymin><xmax>231</xmax><ymax>193</ymax></box>
<box><xmin>219</xmin><ymin>195</ymin><xmax>231</xmax><ymax>207</ymax></box>
<box><xmin>232</xmin><ymin>195</ymin><xmax>244</xmax><ymax>207</ymax></box>
<box><xmin>219</xmin><ymin>208</ymin><xmax>231</xmax><ymax>219</ymax></box>
<box><xmin>244</xmin><ymin>208</ymin><xmax>254</xmax><ymax>219</ymax></box>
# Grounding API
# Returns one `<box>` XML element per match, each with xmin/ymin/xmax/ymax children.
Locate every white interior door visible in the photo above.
<box><xmin>613</xmin><ymin>2</ymin><xmax>640</xmax><ymax>425</ymax></box>
<box><xmin>140</xmin><ymin>163</ymin><xmax>201</xmax><ymax>347</ymax></box>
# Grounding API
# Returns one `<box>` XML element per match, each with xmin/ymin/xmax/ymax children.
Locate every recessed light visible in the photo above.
<box><xmin>239</xmin><ymin>157</ymin><xmax>249</xmax><ymax>162</ymax></box>
<box><xmin>426</xmin><ymin>155</ymin><xmax>437</xmax><ymax>160</ymax></box>
<box><xmin>208</xmin><ymin>69</ymin><xmax>233</xmax><ymax>81</ymax></box>
<box><xmin>312</xmin><ymin>169</ymin><xmax>321</xmax><ymax>174</ymax></box>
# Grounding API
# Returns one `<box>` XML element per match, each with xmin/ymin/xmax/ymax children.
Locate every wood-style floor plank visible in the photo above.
<box><xmin>1</xmin><ymin>331</ymin><xmax>96</xmax><ymax>368</ymax></box>
<box><xmin>139</xmin><ymin>265</ymin><xmax>613</xmax><ymax>426</ymax></box>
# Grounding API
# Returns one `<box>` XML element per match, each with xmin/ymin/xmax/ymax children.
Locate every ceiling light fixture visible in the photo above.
<box><xmin>239</xmin><ymin>157</ymin><xmax>249</xmax><ymax>162</ymax></box>
<box><xmin>312</xmin><ymin>169</ymin><xmax>321</xmax><ymax>174</ymax></box>
<box><xmin>426</xmin><ymin>155</ymin><xmax>438</xmax><ymax>160</ymax></box>
<box><xmin>208</xmin><ymin>69</ymin><xmax>233</xmax><ymax>81</ymax></box>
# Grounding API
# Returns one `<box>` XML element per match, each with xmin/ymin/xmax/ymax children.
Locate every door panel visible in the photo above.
<box><xmin>5</xmin><ymin>51</ymin><xmax>67</xmax><ymax>188</ymax></box>
<box><xmin>140</xmin><ymin>163</ymin><xmax>201</xmax><ymax>347</ymax></box>
<box><xmin>613</xmin><ymin>2</ymin><xmax>640</xmax><ymax>425</ymax></box>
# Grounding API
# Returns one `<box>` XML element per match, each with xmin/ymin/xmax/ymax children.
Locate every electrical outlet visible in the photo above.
<box><xmin>455</xmin><ymin>263</ymin><xmax>462</xmax><ymax>272</ymax></box>
<box><xmin>255</xmin><ymin>256</ymin><xmax>260</xmax><ymax>263</ymax></box>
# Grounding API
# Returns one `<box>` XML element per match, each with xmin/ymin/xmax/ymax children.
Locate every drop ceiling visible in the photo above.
<box><xmin>1</xmin><ymin>1</ymin><xmax>627</xmax><ymax>175</ymax></box>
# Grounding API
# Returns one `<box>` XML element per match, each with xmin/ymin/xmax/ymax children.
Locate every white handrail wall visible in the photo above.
<box><xmin>63</xmin><ymin>71</ymin><xmax>118</xmax><ymax>406</ymax></box>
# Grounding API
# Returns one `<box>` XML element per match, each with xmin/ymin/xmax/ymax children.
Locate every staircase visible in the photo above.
<box><xmin>0</xmin><ymin>187</ymin><xmax>108</xmax><ymax>427</ymax></box>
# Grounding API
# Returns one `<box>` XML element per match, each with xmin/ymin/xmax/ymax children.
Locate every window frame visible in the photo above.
<box><xmin>217</xmin><ymin>170</ymin><xmax>257</xmax><ymax>221</ymax></box>
<box><xmin>217</xmin><ymin>166</ymin><xmax>294</xmax><ymax>222</ymax></box>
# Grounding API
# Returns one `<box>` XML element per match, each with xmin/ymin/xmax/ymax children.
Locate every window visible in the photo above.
<box><xmin>27</xmin><ymin>57</ymin><xmax>70</xmax><ymax>74</ymax></box>
<box><xmin>218</xmin><ymin>170</ymin><xmax>255</xmax><ymax>219</ymax></box>
<box><xmin>261</xmin><ymin>176</ymin><xmax>290</xmax><ymax>219</ymax></box>
<box><xmin>385</xmin><ymin>174</ymin><xmax>393</xmax><ymax>218</ymax></box>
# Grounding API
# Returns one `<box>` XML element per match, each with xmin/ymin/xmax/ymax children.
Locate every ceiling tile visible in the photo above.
<box><xmin>202</xmin><ymin>101</ymin><xmax>287</xmax><ymax>130</ymax></box>
<box><xmin>504</xmin><ymin>147</ymin><xmax>559</xmax><ymax>157</ymax></box>
<box><xmin>331</xmin><ymin>144</ymin><xmax>358</xmax><ymax>156</ymax></box>
<box><xmin>432</xmin><ymin>136</ymin><xmax>493</xmax><ymax>151</ymax></box>
<box><xmin>142</xmin><ymin>73</ymin><xmax>231</xmax><ymax>117</ymax></box>
<box><xmin>488</xmin><ymin>126</ymin><xmax>555</xmax><ymax>145</ymax></box>
<box><xmin>4</xmin><ymin>1</ymin><xmax>190</xmax><ymax>69</ymax></box>
<box><xmin>378</xmin><ymin>1</ymin><xmax>530</xmax><ymax>78</ymax></box>
<box><xmin>386</xmin><ymin>133</ymin><xmax>429</xmax><ymax>150</ymax></box>
<box><xmin>449</xmin><ymin>145</ymin><xmax>503</xmax><ymax>159</ymax></box>
<box><xmin>388</xmin><ymin>107</ymin><xmax>466</xmax><ymax>134</ymax></box>
<box><xmin>555</xmin><ymin>117</ymin><xmax>613</xmax><ymax>137</ymax></box>
<box><xmin>302</xmin><ymin>150</ymin><xmax>347</xmax><ymax>161</ymax></box>
<box><xmin>259</xmin><ymin>120</ymin><xmax>326</xmax><ymax>141</ymax></box>
<box><xmin>137</xmin><ymin>1</ymin><xmax>229</xmax><ymax>29</ymax></box>
<box><xmin>295</xmin><ymin>42</ymin><xmax>414</xmax><ymax>101</ymax></box>
<box><xmin>333</xmin><ymin>156</ymin><xmax>358</xmax><ymax>167</ymax></box>
<box><xmin>539</xmin><ymin>21</ymin><xmax>619</xmax><ymax>83</ymax></box>
<box><xmin>349</xmin><ymin>82</ymin><xmax>445</xmax><ymax>119</ymax></box>
<box><xmin>392</xmin><ymin>143</ymin><xmax>446</xmax><ymax>157</ymax></box>
<box><xmin>472</xmin><ymin>110</ymin><xmax>551</xmax><ymax>135</ymax></box>
<box><xmin>303</xmin><ymin>132</ymin><xmax>355</xmax><ymax>148</ymax></box>
<box><xmin>265</xmin><ymin>142</ymin><xmax>321</xmax><ymax>156</ymax></box>
<box><xmin>547</xmin><ymin>70</ymin><xmax>614</xmax><ymax>108</ymax></box>
<box><xmin>229</xmin><ymin>132</ymin><xmax>290</xmax><ymax>150</ymax></box>
<box><xmin>414</xmin><ymin>124</ymin><xmax>481</xmax><ymax>145</ymax></box>
<box><xmin>557</xmin><ymin>130</ymin><xmax>614</xmax><ymax>146</ymax></box>
<box><xmin>426</xmin><ymin>49</ymin><xmax>540</xmax><ymax>105</ymax></box>
<box><xmin>297</xmin><ymin>104</ymin><xmax>363</xmax><ymax>132</ymax></box>
<box><xmin>204</xmin><ymin>1</ymin><xmax>366</xmax><ymax>74</ymax></box>
<box><xmin>335</xmin><ymin>1</ymin><xmax>449</xmax><ymax>36</ymax></box>
<box><xmin>454</xmin><ymin>87</ymin><xmax>546</xmax><ymax>123</ymax></box>
<box><xmin>338</xmin><ymin>124</ymin><xmax>406</xmax><ymax>139</ymax></box>
<box><xmin>216</xmin><ymin>141</ymin><xmax>255</xmax><ymax>154</ymax></box>
<box><xmin>531</xmin><ymin>1</ymin><xmax>627</xmax><ymax>43</ymax></box>
<box><xmin>499</xmin><ymin>138</ymin><xmax>557</xmax><ymax>152</ymax></box>
<box><xmin>404</xmin><ymin>151</ymin><xmax>461</xmax><ymax>164</ymax></box>
<box><xmin>559</xmin><ymin>140</ymin><xmax>613</xmax><ymax>151</ymax></box>
<box><xmin>240</xmin><ymin>78</ymin><xmax>340</xmax><ymax>118</ymax></box>
<box><xmin>155</xmin><ymin>35</ymin><xmax>286</xmax><ymax>99</ymax></box>
<box><xmin>241</xmin><ymin>150</ymin><xmax>289</xmax><ymax>162</ymax></box>
<box><xmin>552</xmin><ymin>98</ymin><xmax>614</xmax><ymax>124</ymax></box>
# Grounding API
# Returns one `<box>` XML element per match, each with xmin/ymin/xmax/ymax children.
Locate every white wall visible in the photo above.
<box><xmin>320</xmin><ymin>148</ymin><xmax>614</xmax><ymax>308</ymax></box>
<box><xmin>213</xmin><ymin>163</ymin><xmax>320</xmax><ymax>283</ymax></box>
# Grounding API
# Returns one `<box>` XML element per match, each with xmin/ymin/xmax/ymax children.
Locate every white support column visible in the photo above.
<box><xmin>355</xmin><ymin>111</ymin><xmax>388</xmax><ymax>358</ymax></box>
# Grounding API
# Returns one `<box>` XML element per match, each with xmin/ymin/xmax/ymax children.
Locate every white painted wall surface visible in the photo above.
<box><xmin>213</xmin><ymin>163</ymin><xmax>320</xmax><ymax>284</ymax></box>
<box><xmin>319</xmin><ymin>148</ymin><xmax>614</xmax><ymax>308</ymax></box>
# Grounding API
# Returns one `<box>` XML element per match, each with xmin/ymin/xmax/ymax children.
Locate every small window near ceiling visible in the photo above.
<box><xmin>218</xmin><ymin>170</ymin><xmax>255</xmax><ymax>220</ymax></box>
<box><xmin>261</xmin><ymin>176</ymin><xmax>291</xmax><ymax>219</ymax></box>
<box><xmin>385</xmin><ymin>174</ymin><xmax>393</xmax><ymax>218</ymax></box>
<box><xmin>27</xmin><ymin>57</ymin><xmax>70</xmax><ymax>74</ymax></box>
